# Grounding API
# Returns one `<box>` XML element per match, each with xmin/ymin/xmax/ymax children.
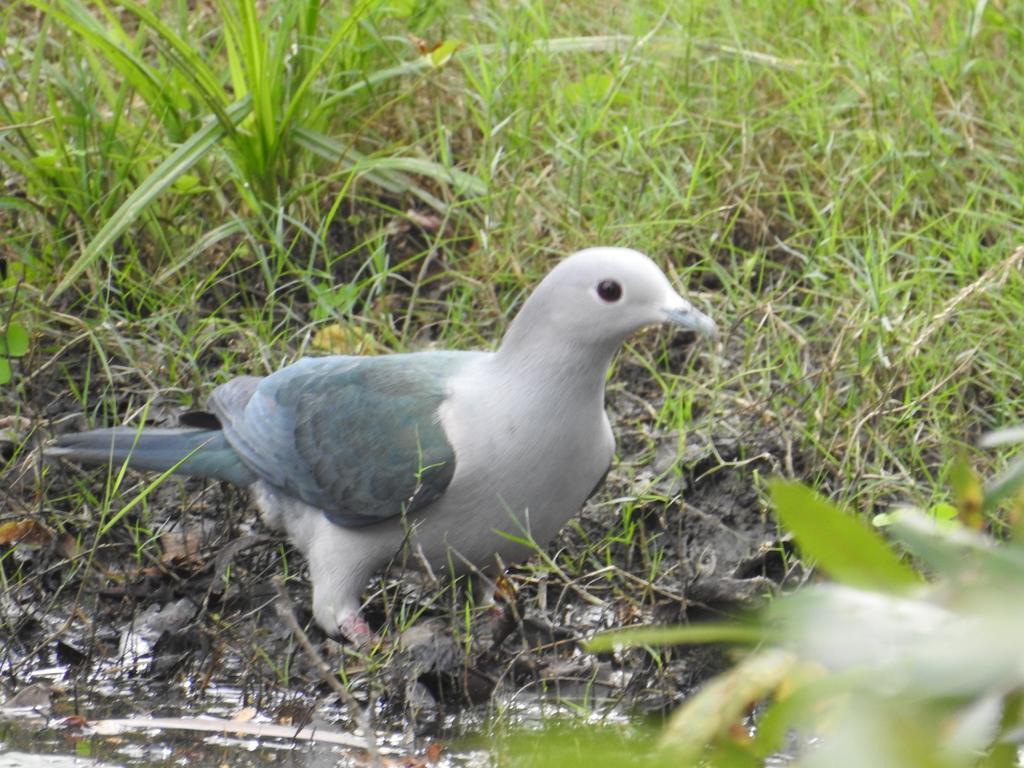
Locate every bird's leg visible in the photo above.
<box><xmin>307</xmin><ymin>560</ymin><xmax>376</xmax><ymax>645</ymax></box>
<box><xmin>306</xmin><ymin>524</ymin><xmax>381</xmax><ymax>646</ymax></box>
<box><xmin>253</xmin><ymin>483</ymin><xmax>378</xmax><ymax>645</ymax></box>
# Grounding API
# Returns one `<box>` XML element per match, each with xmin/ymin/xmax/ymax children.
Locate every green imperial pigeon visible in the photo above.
<box><xmin>48</xmin><ymin>248</ymin><xmax>716</xmax><ymax>641</ymax></box>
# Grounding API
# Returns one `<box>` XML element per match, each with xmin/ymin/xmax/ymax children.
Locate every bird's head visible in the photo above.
<box><xmin>510</xmin><ymin>247</ymin><xmax>717</xmax><ymax>351</ymax></box>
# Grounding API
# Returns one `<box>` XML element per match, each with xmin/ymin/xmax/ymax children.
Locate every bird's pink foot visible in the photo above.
<box><xmin>340</xmin><ymin>613</ymin><xmax>374</xmax><ymax>646</ymax></box>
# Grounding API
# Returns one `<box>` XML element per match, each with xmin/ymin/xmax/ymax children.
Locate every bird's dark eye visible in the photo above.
<box><xmin>596</xmin><ymin>279</ymin><xmax>623</xmax><ymax>303</ymax></box>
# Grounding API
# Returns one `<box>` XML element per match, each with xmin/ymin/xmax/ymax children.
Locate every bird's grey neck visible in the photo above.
<box><xmin>494</xmin><ymin>324</ymin><xmax>619</xmax><ymax>400</ymax></box>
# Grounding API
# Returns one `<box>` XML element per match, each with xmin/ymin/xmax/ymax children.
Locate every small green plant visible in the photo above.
<box><xmin>0</xmin><ymin>320</ymin><xmax>29</xmax><ymax>384</ymax></box>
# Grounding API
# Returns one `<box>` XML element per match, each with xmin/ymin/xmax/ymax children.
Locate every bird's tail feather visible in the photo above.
<box><xmin>46</xmin><ymin>427</ymin><xmax>256</xmax><ymax>487</ymax></box>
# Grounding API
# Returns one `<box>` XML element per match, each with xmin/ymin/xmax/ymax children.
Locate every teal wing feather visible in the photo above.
<box><xmin>209</xmin><ymin>353</ymin><xmax>476</xmax><ymax>526</ymax></box>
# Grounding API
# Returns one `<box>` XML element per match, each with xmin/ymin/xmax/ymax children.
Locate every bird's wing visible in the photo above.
<box><xmin>208</xmin><ymin>353</ymin><xmax>476</xmax><ymax>526</ymax></box>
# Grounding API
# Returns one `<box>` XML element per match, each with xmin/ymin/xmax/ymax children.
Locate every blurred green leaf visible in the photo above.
<box><xmin>0</xmin><ymin>323</ymin><xmax>29</xmax><ymax>358</ymax></box>
<box><xmin>586</xmin><ymin>622</ymin><xmax>765</xmax><ymax>653</ymax></box>
<box><xmin>769</xmin><ymin>480</ymin><xmax>918</xmax><ymax>592</ymax></box>
<box><xmin>0</xmin><ymin>358</ymin><xmax>10</xmax><ymax>385</ymax></box>
<box><xmin>504</xmin><ymin>726</ymin><xmax>674</xmax><ymax>768</ymax></box>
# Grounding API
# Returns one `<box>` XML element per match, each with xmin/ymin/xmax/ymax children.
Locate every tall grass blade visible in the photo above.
<box><xmin>294</xmin><ymin>128</ymin><xmax>485</xmax><ymax>211</ymax></box>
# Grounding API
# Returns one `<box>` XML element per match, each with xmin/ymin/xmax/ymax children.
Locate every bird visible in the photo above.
<box><xmin>47</xmin><ymin>247</ymin><xmax>716</xmax><ymax>642</ymax></box>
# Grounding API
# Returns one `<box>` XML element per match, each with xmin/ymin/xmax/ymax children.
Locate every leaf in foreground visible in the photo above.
<box><xmin>658</xmin><ymin>649</ymin><xmax>804</xmax><ymax>763</ymax></box>
<box><xmin>769</xmin><ymin>480</ymin><xmax>918</xmax><ymax>592</ymax></box>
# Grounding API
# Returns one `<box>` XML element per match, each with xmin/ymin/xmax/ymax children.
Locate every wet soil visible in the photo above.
<box><xmin>0</xmin><ymin>303</ymin><xmax>797</xmax><ymax>765</ymax></box>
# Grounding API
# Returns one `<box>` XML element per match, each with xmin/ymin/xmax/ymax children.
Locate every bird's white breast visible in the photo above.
<box><xmin>421</xmin><ymin>354</ymin><xmax>615</xmax><ymax>571</ymax></box>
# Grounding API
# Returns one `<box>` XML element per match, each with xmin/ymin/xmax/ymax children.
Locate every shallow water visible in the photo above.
<box><xmin>0</xmin><ymin>692</ymin><xmax>488</xmax><ymax>768</ymax></box>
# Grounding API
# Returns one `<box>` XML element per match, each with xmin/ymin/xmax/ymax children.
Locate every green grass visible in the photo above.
<box><xmin>9</xmin><ymin>0</ymin><xmax>1020</xmax><ymax>490</ymax></box>
<box><xmin>3</xmin><ymin>0</ymin><xmax>1024</xmax><ymax>751</ymax></box>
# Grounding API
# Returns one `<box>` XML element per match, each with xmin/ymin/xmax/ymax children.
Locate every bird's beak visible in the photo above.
<box><xmin>663</xmin><ymin>295</ymin><xmax>717</xmax><ymax>338</ymax></box>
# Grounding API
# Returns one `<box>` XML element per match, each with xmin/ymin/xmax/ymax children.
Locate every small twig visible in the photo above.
<box><xmin>412</xmin><ymin>543</ymin><xmax>441</xmax><ymax>590</ymax></box>
<box><xmin>271</xmin><ymin>576</ymin><xmax>381</xmax><ymax>767</ymax></box>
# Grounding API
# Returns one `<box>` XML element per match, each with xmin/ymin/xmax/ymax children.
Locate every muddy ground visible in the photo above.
<box><xmin>0</xmin><ymin>298</ymin><xmax>799</xmax><ymax>764</ymax></box>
